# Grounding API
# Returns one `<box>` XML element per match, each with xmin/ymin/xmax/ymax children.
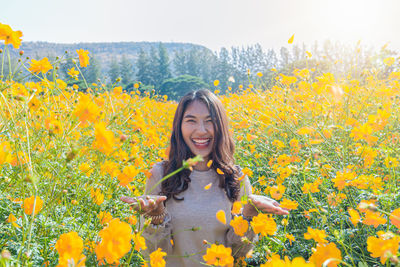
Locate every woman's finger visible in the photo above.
<box><xmin>120</xmin><ymin>196</ymin><xmax>137</xmax><ymax>204</ymax></box>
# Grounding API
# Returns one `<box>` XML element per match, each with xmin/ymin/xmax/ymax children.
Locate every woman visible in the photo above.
<box><xmin>121</xmin><ymin>89</ymin><xmax>288</xmax><ymax>266</ymax></box>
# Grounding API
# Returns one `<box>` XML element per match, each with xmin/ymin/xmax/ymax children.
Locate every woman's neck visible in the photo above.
<box><xmin>192</xmin><ymin>159</ymin><xmax>210</xmax><ymax>171</ymax></box>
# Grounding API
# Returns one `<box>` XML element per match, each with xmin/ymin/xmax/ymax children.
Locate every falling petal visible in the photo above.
<box><xmin>288</xmin><ymin>34</ymin><xmax>295</xmax><ymax>44</ymax></box>
<box><xmin>207</xmin><ymin>160</ymin><xmax>213</xmax><ymax>168</ymax></box>
<box><xmin>216</xmin><ymin>210</ymin><xmax>226</xmax><ymax>224</ymax></box>
<box><xmin>204</xmin><ymin>183</ymin><xmax>212</xmax><ymax>190</ymax></box>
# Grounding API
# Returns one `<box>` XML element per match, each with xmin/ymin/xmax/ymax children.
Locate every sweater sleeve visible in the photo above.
<box><xmin>140</xmin><ymin>161</ymin><xmax>174</xmax><ymax>255</ymax></box>
<box><xmin>225</xmin><ymin>169</ymin><xmax>258</xmax><ymax>258</ymax></box>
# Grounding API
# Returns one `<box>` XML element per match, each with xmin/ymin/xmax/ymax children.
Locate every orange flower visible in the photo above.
<box><xmin>309</xmin><ymin>242</ymin><xmax>342</xmax><ymax>267</ymax></box>
<box><xmin>23</xmin><ymin>195</ymin><xmax>43</xmax><ymax>215</ymax></box>
<box><xmin>76</xmin><ymin>49</ymin><xmax>90</xmax><ymax>67</ymax></box>
<box><xmin>203</xmin><ymin>244</ymin><xmax>234</xmax><ymax>266</ymax></box>
<box><xmin>279</xmin><ymin>198</ymin><xmax>298</xmax><ymax>210</ymax></box>
<box><xmin>251</xmin><ymin>213</ymin><xmax>277</xmax><ymax>237</ymax></box>
<box><xmin>367</xmin><ymin>231</ymin><xmax>400</xmax><ymax>264</ymax></box>
<box><xmin>55</xmin><ymin>232</ymin><xmax>86</xmax><ymax>267</ymax></box>
<box><xmin>229</xmin><ymin>216</ymin><xmax>249</xmax><ymax>236</ymax></box>
<box><xmin>132</xmin><ymin>232</ymin><xmax>147</xmax><ymax>251</ymax></box>
<box><xmin>29</xmin><ymin>57</ymin><xmax>53</xmax><ymax>74</ymax></box>
<box><xmin>363</xmin><ymin>210</ymin><xmax>386</xmax><ymax>228</ymax></box>
<box><xmin>149</xmin><ymin>248</ymin><xmax>167</xmax><ymax>267</ymax></box>
<box><xmin>117</xmin><ymin>165</ymin><xmax>139</xmax><ymax>186</ymax></box>
<box><xmin>95</xmin><ymin>218</ymin><xmax>132</xmax><ymax>265</ymax></box>
<box><xmin>390</xmin><ymin>208</ymin><xmax>400</xmax><ymax>229</ymax></box>
<box><xmin>304</xmin><ymin>227</ymin><xmax>328</xmax><ymax>244</ymax></box>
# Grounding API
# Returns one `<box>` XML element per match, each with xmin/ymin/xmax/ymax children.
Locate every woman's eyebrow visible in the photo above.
<box><xmin>183</xmin><ymin>114</ymin><xmax>212</xmax><ymax>119</ymax></box>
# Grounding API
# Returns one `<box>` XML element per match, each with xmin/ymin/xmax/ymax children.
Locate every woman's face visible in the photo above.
<box><xmin>181</xmin><ymin>100</ymin><xmax>214</xmax><ymax>162</ymax></box>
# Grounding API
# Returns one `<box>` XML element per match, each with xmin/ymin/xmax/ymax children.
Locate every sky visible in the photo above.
<box><xmin>2</xmin><ymin>0</ymin><xmax>400</xmax><ymax>52</ymax></box>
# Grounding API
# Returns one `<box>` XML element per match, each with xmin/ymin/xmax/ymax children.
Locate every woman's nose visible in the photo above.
<box><xmin>196</xmin><ymin>122</ymin><xmax>207</xmax><ymax>133</ymax></box>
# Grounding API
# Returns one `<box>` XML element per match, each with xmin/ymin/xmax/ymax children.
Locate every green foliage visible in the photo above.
<box><xmin>159</xmin><ymin>75</ymin><xmax>208</xmax><ymax>100</ymax></box>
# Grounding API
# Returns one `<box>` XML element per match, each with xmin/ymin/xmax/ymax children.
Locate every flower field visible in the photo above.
<box><xmin>1</xmin><ymin>23</ymin><xmax>400</xmax><ymax>266</ymax></box>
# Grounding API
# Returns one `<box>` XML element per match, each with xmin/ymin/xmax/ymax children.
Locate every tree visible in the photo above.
<box><xmin>160</xmin><ymin>75</ymin><xmax>208</xmax><ymax>100</ymax></box>
<box><xmin>108</xmin><ymin>57</ymin><xmax>120</xmax><ymax>84</ymax></box>
<box><xmin>155</xmin><ymin>43</ymin><xmax>172</xmax><ymax>89</ymax></box>
<box><xmin>119</xmin><ymin>55</ymin><xmax>134</xmax><ymax>85</ymax></box>
<box><xmin>136</xmin><ymin>49</ymin><xmax>152</xmax><ymax>85</ymax></box>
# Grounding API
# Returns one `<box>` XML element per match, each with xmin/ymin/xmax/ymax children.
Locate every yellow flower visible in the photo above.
<box><xmin>0</xmin><ymin>141</ymin><xmax>12</xmax><ymax>165</ymax></box>
<box><xmin>348</xmin><ymin>208</ymin><xmax>361</xmax><ymax>226</ymax></box>
<box><xmin>97</xmin><ymin>211</ymin><xmax>112</xmax><ymax>224</ymax></box>
<box><xmin>55</xmin><ymin>232</ymin><xmax>86</xmax><ymax>267</ymax></box>
<box><xmin>279</xmin><ymin>198</ymin><xmax>298</xmax><ymax>210</ymax></box>
<box><xmin>91</xmin><ymin>188</ymin><xmax>104</xmax><ymax>205</ymax></box>
<box><xmin>216</xmin><ymin>210</ymin><xmax>226</xmax><ymax>224</ymax></box>
<box><xmin>383</xmin><ymin>57</ymin><xmax>395</xmax><ymax>67</ymax></box>
<box><xmin>132</xmin><ymin>232</ymin><xmax>147</xmax><ymax>251</ymax></box>
<box><xmin>6</xmin><ymin>213</ymin><xmax>21</xmax><ymax>228</ymax></box>
<box><xmin>304</xmin><ymin>227</ymin><xmax>328</xmax><ymax>244</ymax></box>
<box><xmin>230</xmin><ymin>216</ymin><xmax>248</xmax><ymax>236</ymax></box>
<box><xmin>23</xmin><ymin>196</ymin><xmax>43</xmax><ymax>215</ymax></box>
<box><xmin>251</xmin><ymin>213</ymin><xmax>277</xmax><ymax>237</ymax></box>
<box><xmin>67</xmin><ymin>67</ymin><xmax>79</xmax><ymax>80</ymax></box>
<box><xmin>117</xmin><ymin>165</ymin><xmax>139</xmax><ymax>186</ymax></box>
<box><xmin>367</xmin><ymin>231</ymin><xmax>400</xmax><ymax>265</ymax></box>
<box><xmin>231</xmin><ymin>201</ymin><xmax>242</xmax><ymax>215</ymax></box>
<box><xmin>149</xmin><ymin>248</ymin><xmax>167</xmax><ymax>267</ymax></box>
<box><xmin>72</xmin><ymin>93</ymin><xmax>101</xmax><ymax>126</ymax></box>
<box><xmin>269</xmin><ymin>184</ymin><xmax>286</xmax><ymax>200</ymax></box>
<box><xmin>29</xmin><ymin>57</ymin><xmax>53</xmax><ymax>74</ymax></box>
<box><xmin>95</xmin><ymin>218</ymin><xmax>132</xmax><ymax>265</ymax></box>
<box><xmin>309</xmin><ymin>242</ymin><xmax>342</xmax><ymax>267</ymax></box>
<box><xmin>285</xmin><ymin>234</ymin><xmax>295</xmax><ymax>245</ymax></box>
<box><xmin>76</xmin><ymin>49</ymin><xmax>90</xmax><ymax>67</ymax></box>
<box><xmin>261</xmin><ymin>255</ymin><xmax>314</xmax><ymax>267</ymax></box>
<box><xmin>93</xmin><ymin>122</ymin><xmax>116</xmax><ymax>155</ymax></box>
<box><xmin>0</xmin><ymin>23</ymin><xmax>23</xmax><ymax>49</ymax></box>
<box><xmin>203</xmin><ymin>244</ymin><xmax>234</xmax><ymax>266</ymax></box>
<box><xmin>213</xmin><ymin>80</ymin><xmax>220</xmax><ymax>86</ymax></box>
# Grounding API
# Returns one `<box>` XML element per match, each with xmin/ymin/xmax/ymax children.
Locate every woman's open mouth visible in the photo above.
<box><xmin>192</xmin><ymin>138</ymin><xmax>212</xmax><ymax>148</ymax></box>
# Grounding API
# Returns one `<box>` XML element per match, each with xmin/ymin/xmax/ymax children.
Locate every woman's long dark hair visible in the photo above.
<box><xmin>160</xmin><ymin>89</ymin><xmax>241</xmax><ymax>202</ymax></box>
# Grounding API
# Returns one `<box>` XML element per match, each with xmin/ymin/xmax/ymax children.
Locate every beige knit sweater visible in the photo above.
<box><xmin>141</xmin><ymin>162</ymin><xmax>256</xmax><ymax>267</ymax></box>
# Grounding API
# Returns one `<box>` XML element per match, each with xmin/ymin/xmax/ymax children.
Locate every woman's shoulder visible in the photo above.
<box><xmin>149</xmin><ymin>160</ymin><xmax>168</xmax><ymax>181</ymax></box>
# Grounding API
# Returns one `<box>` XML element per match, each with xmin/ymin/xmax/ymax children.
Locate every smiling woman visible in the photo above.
<box><xmin>121</xmin><ymin>89</ymin><xmax>288</xmax><ymax>267</ymax></box>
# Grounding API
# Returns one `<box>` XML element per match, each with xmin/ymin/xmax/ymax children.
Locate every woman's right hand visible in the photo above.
<box><xmin>120</xmin><ymin>195</ymin><xmax>166</xmax><ymax>216</ymax></box>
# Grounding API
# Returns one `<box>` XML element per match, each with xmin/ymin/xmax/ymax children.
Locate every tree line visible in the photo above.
<box><xmin>1</xmin><ymin>40</ymin><xmax>397</xmax><ymax>100</ymax></box>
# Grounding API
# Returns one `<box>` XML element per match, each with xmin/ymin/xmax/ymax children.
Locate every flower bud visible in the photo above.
<box><xmin>1</xmin><ymin>249</ymin><xmax>11</xmax><ymax>259</ymax></box>
<box><xmin>19</xmin><ymin>50</ymin><xmax>24</xmax><ymax>56</ymax></box>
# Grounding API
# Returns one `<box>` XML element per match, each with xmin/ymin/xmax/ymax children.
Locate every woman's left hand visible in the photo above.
<box><xmin>242</xmin><ymin>194</ymin><xmax>289</xmax><ymax>217</ymax></box>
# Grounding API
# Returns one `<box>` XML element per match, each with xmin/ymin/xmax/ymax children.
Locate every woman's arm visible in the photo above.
<box><xmin>121</xmin><ymin>162</ymin><xmax>174</xmax><ymax>255</ymax></box>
